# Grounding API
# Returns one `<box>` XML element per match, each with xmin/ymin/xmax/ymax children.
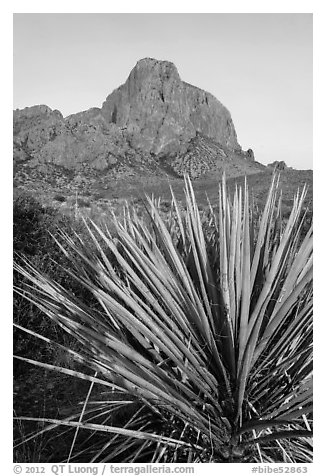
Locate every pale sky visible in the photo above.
<box><xmin>13</xmin><ymin>13</ymin><xmax>312</xmax><ymax>169</ymax></box>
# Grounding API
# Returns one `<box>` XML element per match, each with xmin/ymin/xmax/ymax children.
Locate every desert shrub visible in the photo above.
<box><xmin>13</xmin><ymin>193</ymin><xmax>100</xmax><ymax>365</ymax></box>
<box><xmin>14</xmin><ymin>175</ymin><xmax>312</xmax><ymax>463</ymax></box>
<box><xmin>76</xmin><ymin>197</ymin><xmax>91</xmax><ymax>208</ymax></box>
<box><xmin>14</xmin><ymin>194</ymin><xmax>58</xmax><ymax>357</ymax></box>
<box><xmin>53</xmin><ymin>194</ymin><xmax>66</xmax><ymax>203</ymax></box>
<box><xmin>14</xmin><ymin>194</ymin><xmax>56</xmax><ymax>256</ymax></box>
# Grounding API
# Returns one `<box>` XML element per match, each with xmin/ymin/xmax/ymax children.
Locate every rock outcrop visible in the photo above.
<box><xmin>101</xmin><ymin>58</ymin><xmax>240</xmax><ymax>156</ymax></box>
<box><xmin>245</xmin><ymin>148</ymin><xmax>255</xmax><ymax>161</ymax></box>
<box><xmin>13</xmin><ymin>106</ymin><xmax>65</xmax><ymax>162</ymax></box>
<box><xmin>14</xmin><ymin>57</ymin><xmax>261</xmax><ymax>180</ymax></box>
<box><xmin>267</xmin><ymin>160</ymin><xmax>290</xmax><ymax>171</ymax></box>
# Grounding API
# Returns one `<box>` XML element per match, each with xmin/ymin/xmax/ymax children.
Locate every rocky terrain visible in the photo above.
<box><xmin>14</xmin><ymin>57</ymin><xmax>263</xmax><ymax>200</ymax></box>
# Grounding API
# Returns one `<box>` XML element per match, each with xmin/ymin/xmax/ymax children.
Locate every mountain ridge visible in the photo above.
<box><xmin>14</xmin><ymin>57</ymin><xmax>264</xmax><ymax>185</ymax></box>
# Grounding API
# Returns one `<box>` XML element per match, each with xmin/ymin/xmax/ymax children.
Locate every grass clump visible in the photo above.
<box><xmin>14</xmin><ymin>174</ymin><xmax>312</xmax><ymax>463</ymax></box>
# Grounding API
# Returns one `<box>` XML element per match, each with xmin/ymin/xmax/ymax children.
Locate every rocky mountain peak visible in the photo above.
<box><xmin>132</xmin><ymin>57</ymin><xmax>180</xmax><ymax>80</ymax></box>
<box><xmin>101</xmin><ymin>57</ymin><xmax>240</xmax><ymax>156</ymax></box>
<box><xmin>14</xmin><ymin>58</ymin><xmax>261</xmax><ymax>182</ymax></box>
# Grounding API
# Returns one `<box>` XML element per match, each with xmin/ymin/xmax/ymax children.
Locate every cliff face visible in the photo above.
<box><xmin>13</xmin><ymin>58</ymin><xmax>258</xmax><ymax>179</ymax></box>
<box><xmin>101</xmin><ymin>58</ymin><xmax>240</xmax><ymax>155</ymax></box>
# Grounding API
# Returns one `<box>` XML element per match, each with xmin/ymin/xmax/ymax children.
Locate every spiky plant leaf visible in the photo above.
<box><xmin>14</xmin><ymin>173</ymin><xmax>312</xmax><ymax>462</ymax></box>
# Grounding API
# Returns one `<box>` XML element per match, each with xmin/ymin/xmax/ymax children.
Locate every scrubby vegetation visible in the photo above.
<box><xmin>14</xmin><ymin>174</ymin><xmax>312</xmax><ymax>463</ymax></box>
<box><xmin>14</xmin><ymin>193</ymin><xmax>99</xmax><ymax>364</ymax></box>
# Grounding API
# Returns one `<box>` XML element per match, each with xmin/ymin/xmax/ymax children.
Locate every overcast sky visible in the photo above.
<box><xmin>13</xmin><ymin>13</ymin><xmax>312</xmax><ymax>169</ymax></box>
